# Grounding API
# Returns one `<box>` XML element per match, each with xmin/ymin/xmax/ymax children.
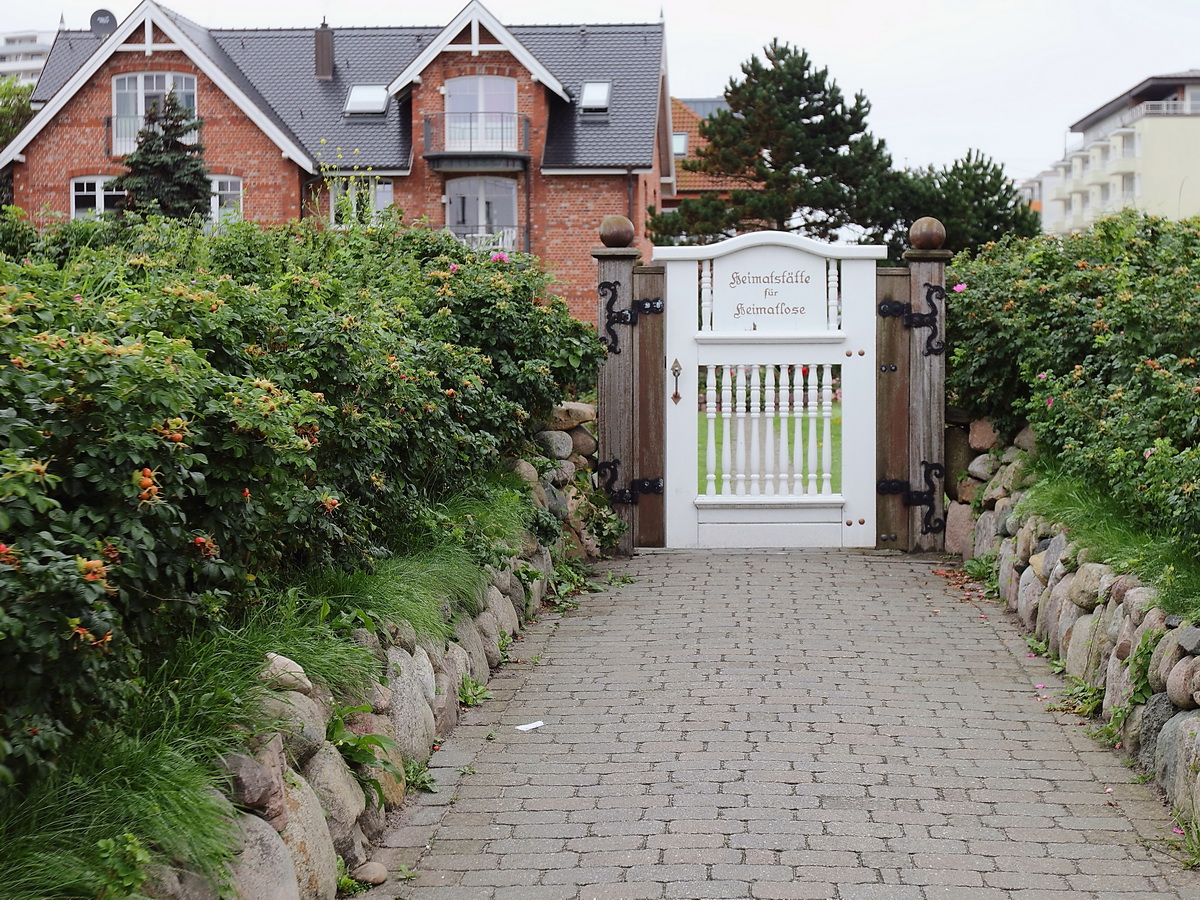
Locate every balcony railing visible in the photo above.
<box><xmin>1127</xmin><ymin>100</ymin><xmax>1200</xmax><ymax>121</ymax></box>
<box><xmin>1082</xmin><ymin>100</ymin><xmax>1200</xmax><ymax>144</ymax></box>
<box><xmin>423</xmin><ymin>113</ymin><xmax>529</xmax><ymax>154</ymax></box>
<box><xmin>106</xmin><ymin>115</ymin><xmax>200</xmax><ymax>156</ymax></box>
<box><xmin>447</xmin><ymin>225</ymin><xmax>518</xmax><ymax>252</ymax></box>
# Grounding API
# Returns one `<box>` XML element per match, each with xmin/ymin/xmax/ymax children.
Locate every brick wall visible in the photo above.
<box><xmin>13</xmin><ymin>47</ymin><xmax>304</xmax><ymax>225</ymax></box>
<box><xmin>387</xmin><ymin>49</ymin><xmax>662</xmax><ymax>325</ymax></box>
<box><xmin>14</xmin><ymin>40</ymin><xmax>665</xmax><ymax>326</ymax></box>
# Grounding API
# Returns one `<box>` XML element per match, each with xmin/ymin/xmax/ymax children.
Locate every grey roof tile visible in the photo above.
<box><xmin>515</xmin><ymin>24</ymin><xmax>664</xmax><ymax>169</ymax></box>
<box><xmin>212</xmin><ymin>27</ymin><xmax>432</xmax><ymax>171</ymax></box>
<box><xmin>30</xmin><ymin>7</ymin><xmax>664</xmax><ymax>172</ymax></box>
<box><xmin>32</xmin><ymin>30</ymin><xmax>101</xmax><ymax>103</ymax></box>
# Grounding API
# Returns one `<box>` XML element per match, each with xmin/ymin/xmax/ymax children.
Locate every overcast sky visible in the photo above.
<box><xmin>9</xmin><ymin>0</ymin><xmax>1200</xmax><ymax>182</ymax></box>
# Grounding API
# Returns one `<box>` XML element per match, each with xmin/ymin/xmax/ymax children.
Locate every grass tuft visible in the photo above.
<box><xmin>1020</xmin><ymin>460</ymin><xmax>1200</xmax><ymax>620</ymax></box>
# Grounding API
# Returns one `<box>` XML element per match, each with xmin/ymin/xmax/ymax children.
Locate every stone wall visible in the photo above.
<box><xmin>522</xmin><ymin>400</ymin><xmax>602</xmax><ymax>560</ymax></box>
<box><xmin>951</xmin><ymin>419</ymin><xmax>1200</xmax><ymax>826</ymax></box>
<box><xmin>142</xmin><ymin>402</ymin><xmax>604</xmax><ymax>899</ymax></box>
<box><xmin>145</xmin><ymin>547</ymin><xmax>551</xmax><ymax>900</ymax></box>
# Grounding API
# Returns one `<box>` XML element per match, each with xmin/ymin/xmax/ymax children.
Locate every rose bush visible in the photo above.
<box><xmin>947</xmin><ymin>209</ymin><xmax>1200</xmax><ymax>560</ymax></box>
<box><xmin>0</xmin><ymin>213</ymin><xmax>604</xmax><ymax>782</ymax></box>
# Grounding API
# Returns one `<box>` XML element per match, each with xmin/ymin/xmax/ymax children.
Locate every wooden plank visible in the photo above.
<box><xmin>632</xmin><ymin>265</ymin><xmax>665</xmax><ymax>547</ymax></box>
<box><xmin>592</xmin><ymin>247</ymin><xmax>641</xmax><ymax>556</ymax></box>
<box><xmin>875</xmin><ymin>267</ymin><xmax>910</xmax><ymax>550</ymax></box>
<box><xmin>903</xmin><ymin>252</ymin><xmax>952</xmax><ymax>551</ymax></box>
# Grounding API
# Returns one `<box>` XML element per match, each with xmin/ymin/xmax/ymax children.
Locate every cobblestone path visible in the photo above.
<box><xmin>366</xmin><ymin>550</ymin><xmax>1200</xmax><ymax>900</ymax></box>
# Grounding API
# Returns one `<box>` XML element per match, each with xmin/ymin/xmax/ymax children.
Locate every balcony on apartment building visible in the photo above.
<box><xmin>422</xmin><ymin>112</ymin><xmax>531</xmax><ymax>172</ymax></box>
<box><xmin>1080</xmin><ymin>101</ymin><xmax>1199</xmax><ymax>147</ymax></box>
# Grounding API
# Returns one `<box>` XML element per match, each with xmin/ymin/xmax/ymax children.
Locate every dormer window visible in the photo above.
<box><xmin>580</xmin><ymin>81</ymin><xmax>611</xmax><ymax>114</ymax></box>
<box><xmin>344</xmin><ymin>85</ymin><xmax>389</xmax><ymax>115</ymax></box>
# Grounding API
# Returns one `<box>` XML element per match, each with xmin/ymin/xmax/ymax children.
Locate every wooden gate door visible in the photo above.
<box><xmin>654</xmin><ymin>233</ymin><xmax>887</xmax><ymax>549</ymax></box>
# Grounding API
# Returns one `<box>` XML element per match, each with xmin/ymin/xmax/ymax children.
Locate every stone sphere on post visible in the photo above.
<box><xmin>599</xmin><ymin>215</ymin><xmax>635</xmax><ymax>248</ymax></box>
<box><xmin>909</xmin><ymin>217</ymin><xmax>947</xmax><ymax>251</ymax></box>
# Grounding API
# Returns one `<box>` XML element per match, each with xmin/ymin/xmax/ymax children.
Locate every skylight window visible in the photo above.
<box><xmin>579</xmin><ymin>81</ymin><xmax>611</xmax><ymax>113</ymax></box>
<box><xmin>344</xmin><ymin>85</ymin><xmax>390</xmax><ymax>115</ymax></box>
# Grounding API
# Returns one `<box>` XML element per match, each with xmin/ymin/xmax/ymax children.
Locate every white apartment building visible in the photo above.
<box><xmin>1024</xmin><ymin>71</ymin><xmax>1200</xmax><ymax>235</ymax></box>
<box><xmin>0</xmin><ymin>30</ymin><xmax>57</xmax><ymax>85</ymax></box>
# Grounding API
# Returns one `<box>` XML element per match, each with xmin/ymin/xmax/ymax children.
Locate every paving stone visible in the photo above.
<box><xmin>373</xmin><ymin>550</ymin><xmax>1200</xmax><ymax>900</ymax></box>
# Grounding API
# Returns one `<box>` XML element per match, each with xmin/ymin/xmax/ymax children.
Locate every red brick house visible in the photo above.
<box><xmin>664</xmin><ymin>97</ymin><xmax>741</xmax><ymax>210</ymax></box>
<box><xmin>0</xmin><ymin>1</ymin><xmax>676</xmax><ymax>320</ymax></box>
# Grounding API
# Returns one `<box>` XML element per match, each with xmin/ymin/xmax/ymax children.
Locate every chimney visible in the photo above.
<box><xmin>315</xmin><ymin>21</ymin><xmax>333</xmax><ymax>81</ymax></box>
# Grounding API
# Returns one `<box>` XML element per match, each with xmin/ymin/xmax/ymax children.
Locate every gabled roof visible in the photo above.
<box><xmin>9</xmin><ymin>1</ymin><xmax>666</xmax><ymax>174</ymax></box>
<box><xmin>3</xmin><ymin>0</ymin><xmax>313</xmax><ymax>171</ymax></box>
<box><xmin>670</xmin><ymin>97</ymin><xmax>745</xmax><ymax>194</ymax></box>
<box><xmin>387</xmin><ymin>1</ymin><xmax>568</xmax><ymax>102</ymax></box>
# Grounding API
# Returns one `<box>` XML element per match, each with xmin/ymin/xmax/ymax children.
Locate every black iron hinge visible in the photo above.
<box><xmin>877</xmin><ymin>460</ymin><xmax>946</xmax><ymax>534</ymax></box>
<box><xmin>598</xmin><ymin>280</ymin><xmax>663</xmax><ymax>354</ymax></box>
<box><xmin>877</xmin><ymin>282</ymin><xmax>946</xmax><ymax>357</ymax></box>
<box><xmin>596</xmin><ymin>459</ymin><xmax>664</xmax><ymax>505</ymax></box>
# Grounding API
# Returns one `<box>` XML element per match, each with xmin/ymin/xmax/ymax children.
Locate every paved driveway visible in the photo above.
<box><xmin>369</xmin><ymin>550</ymin><xmax>1200</xmax><ymax>900</ymax></box>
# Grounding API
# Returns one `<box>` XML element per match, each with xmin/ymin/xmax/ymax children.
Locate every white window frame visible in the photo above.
<box><xmin>580</xmin><ymin>81</ymin><xmax>611</xmax><ymax>113</ymax></box>
<box><xmin>444</xmin><ymin>75</ymin><xmax>518</xmax><ymax>151</ymax></box>
<box><xmin>328</xmin><ymin>176</ymin><xmax>394</xmax><ymax>226</ymax></box>
<box><xmin>71</xmin><ymin>176</ymin><xmax>126</xmax><ymax>219</ymax></box>
<box><xmin>444</xmin><ymin>175</ymin><xmax>518</xmax><ymax>250</ymax></box>
<box><xmin>210</xmin><ymin>176</ymin><xmax>242</xmax><ymax>223</ymax></box>
<box><xmin>112</xmin><ymin>72</ymin><xmax>197</xmax><ymax>155</ymax></box>
<box><xmin>672</xmin><ymin>132</ymin><xmax>688</xmax><ymax>157</ymax></box>
<box><xmin>71</xmin><ymin>174</ymin><xmax>242</xmax><ymax>223</ymax></box>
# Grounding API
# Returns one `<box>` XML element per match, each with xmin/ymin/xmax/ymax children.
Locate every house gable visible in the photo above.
<box><xmin>0</xmin><ymin>0</ymin><xmax>314</xmax><ymax>172</ymax></box>
<box><xmin>387</xmin><ymin>0</ymin><xmax>568</xmax><ymax>102</ymax></box>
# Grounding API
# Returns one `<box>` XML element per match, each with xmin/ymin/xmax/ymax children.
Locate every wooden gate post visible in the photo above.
<box><xmin>592</xmin><ymin>217</ymin><xmax>642</xmax><ymax>557</ymax></box>
<box><xmin>876</xmin><ymin>267</ymin><xmax>912</xmax><ymax>550</ymax></box>
<box><xmin>902</xmin><ymin>218</ymin><xmax>953</xmax><ymax>552</ymax></box>
<box><xmin>632</xmin><ymin>264</ymin><xmax>666</xmax><ymax>548</ymax></box>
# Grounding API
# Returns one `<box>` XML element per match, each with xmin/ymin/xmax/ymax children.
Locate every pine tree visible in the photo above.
<box><xmin>891</xmin><ymin>150</ymin><xmax>1041</xmax><ymax>256</ymax></box>
<box><xmin>649</xmin><ymin>40</ymin><xmax>898</xmax><ymax>244</ymax></box>
<box><xmin>109</xmin><ymin>92</ymin><xmax>209</xmax><ymax>219</ymax></box>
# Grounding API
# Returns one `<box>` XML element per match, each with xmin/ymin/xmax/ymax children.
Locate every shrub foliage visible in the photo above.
<box><xmin>947</xmin><ymin>210</ymin><xmax>1200</xmax><ymax>560</ymax></box>
<box><xmin>0</xmin><ymin>212</ymin><xmax>603</xmax><ymax>783</ymax></box>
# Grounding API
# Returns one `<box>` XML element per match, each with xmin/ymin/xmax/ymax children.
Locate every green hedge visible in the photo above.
<box><xmin>0</xmin><ymin>211</ymin><xmax>604</xmax><ymax>783</ymax></box>
<box><xmin>947</xmin><ymin>210</ymin><xmax>1200</xmax><ymax>557</ymax></box>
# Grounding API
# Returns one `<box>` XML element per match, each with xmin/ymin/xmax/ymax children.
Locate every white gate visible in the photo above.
<box><xmin>655</xmin><ymin>233</ymin><xmax>886</xmax><ymax>548</ymax></box>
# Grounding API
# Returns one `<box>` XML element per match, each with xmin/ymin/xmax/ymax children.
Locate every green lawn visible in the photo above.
<box><xmin>697</xmin><ymin>405</ymin><xmax>842</xmax><ymax>495</ymax></box>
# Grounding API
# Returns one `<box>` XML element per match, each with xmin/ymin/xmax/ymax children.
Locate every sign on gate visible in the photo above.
<box><xmin>655</xmin><ymin>233</ymin><xmax>887</xmax><ymax>549</ymax></box>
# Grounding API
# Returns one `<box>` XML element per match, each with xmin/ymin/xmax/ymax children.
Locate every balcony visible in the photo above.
<box><xmin>107</xmin><ymin>115</ymin><xmax>140</xmax><ymax>155</ymax></box>
<box><xmin>1126</xmin><ymin>100</ymin><xmax>1200</xmax><ymax>121</ymax></box>
<box><xmin>446</xmin><ymin>225</ymin><xmax>519</xmax><ymax>252</ymax></box>
<box><xmin>1051</xmin><ymin>183</ymin><xmax>1072</xmax><ymax>204</ymax></box>
<box><xmin>1108</xmin><ymin>155</ymin><xmax>1139</xmax><ymax>177</ymax></box>
<box><xmin>423</xmin><ymin>113</ymin><xmax>530</xmax><ymax>172</ymax></box>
